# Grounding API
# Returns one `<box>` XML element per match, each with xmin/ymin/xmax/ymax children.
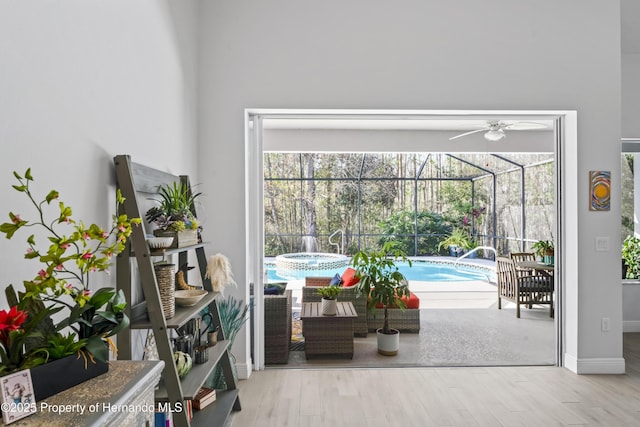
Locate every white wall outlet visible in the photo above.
<box><xmin>601</xmin><ymin>317</ymin><xmax>610</xmax><ymax>332</ymax></box>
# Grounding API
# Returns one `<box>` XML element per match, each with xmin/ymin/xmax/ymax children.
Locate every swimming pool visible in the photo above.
<box><xmin>266</xmin><ymin>258</ymin><xmax>495</xmax><ymax>282</ymax></box>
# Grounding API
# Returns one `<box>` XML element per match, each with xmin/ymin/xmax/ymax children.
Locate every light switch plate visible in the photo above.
<box><xmin>595</xmin><ymin>236</ymin><xmax>610</xmax><ymax>252</ymax></box>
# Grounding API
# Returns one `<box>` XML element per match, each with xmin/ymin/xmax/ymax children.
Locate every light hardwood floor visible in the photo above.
<box><xmin>228</xmin><ymin>334</ymin><xmax>640</xmax><ymax>426</ymax></box>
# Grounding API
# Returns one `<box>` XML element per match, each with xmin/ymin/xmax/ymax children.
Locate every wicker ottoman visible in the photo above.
<box><xmin>301</xmin><ymin>302</ymin><xmax>357</xmax><ymax>359</ymax></box>
<box><xmin>264</xmin><ymin>289</ymin><xmax>292</xmax><ymax>364</ymax></box>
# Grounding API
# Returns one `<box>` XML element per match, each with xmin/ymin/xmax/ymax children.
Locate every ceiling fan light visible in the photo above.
<box><xmin>484</xmin><ymin>128</ymin><xmax>505</xmax><ymax>141</ymax></box>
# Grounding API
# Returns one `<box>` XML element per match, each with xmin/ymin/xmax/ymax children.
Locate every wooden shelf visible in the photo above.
<box><xmin>131</xmin><ymin>242</ymin><xmax>208</xmax><ymax>257</ymax></box>
<box><xmin>114</xmin><ymin>154</ymin><xmax>240</xmax><ymax>427</ymax></box>
<box><xmin>130</xmin><ymin>291</ymin><xmax>220</xmax><ymax>330</ymax></box>
<box><xmin>155</xmin><ymin>340</ymin><xmax>230</xmax><ymax>400</ymax></box>
<box><xmin>191</xmin><ymin>389</ymin><xmax>240</xmax><ymax>427</ymax></box>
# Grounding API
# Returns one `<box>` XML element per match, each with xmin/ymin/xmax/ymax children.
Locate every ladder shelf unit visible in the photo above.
<box><xmin>114</xmin><ymin>154</ymin><xmax>240</xmax><ymax>427</ymax></box>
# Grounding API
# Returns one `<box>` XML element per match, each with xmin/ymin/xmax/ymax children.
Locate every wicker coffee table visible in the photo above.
<box><xmin>300</xmin><ymin>301</ymin><xmax>357</xmax><ymax>359</ymax></box>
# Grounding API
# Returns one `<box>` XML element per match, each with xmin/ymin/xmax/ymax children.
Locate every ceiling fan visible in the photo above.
<box><xmin>449</xmin><ymin>120</ymin><xmax>547</xmax><ymax>142</ymax></box>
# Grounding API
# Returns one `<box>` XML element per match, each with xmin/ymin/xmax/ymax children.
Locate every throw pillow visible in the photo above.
<box><xmin>329</xmin><ymin>273</ymin><xmax>342</xmax><ymax>287</ymax></box>
<box><xmin>264</xmin><ymin>282</ymin><xmax>287</xmax><ymax>295</ymax></box>
<box><xmin>341</xmin><ymin>267</ymin><xmax>360</xmax><ymax>287</ymax></box>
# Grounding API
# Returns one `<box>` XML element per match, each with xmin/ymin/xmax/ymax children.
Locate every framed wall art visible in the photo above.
<box><xmin>1</xmin><ymin>369</ymin><xmax>36</xmax><ymax>424</ymax></box>
<box><xmin>589</xmin><ymin>170</ymin><xmax>611</xmax><ymax>211</ymax></box>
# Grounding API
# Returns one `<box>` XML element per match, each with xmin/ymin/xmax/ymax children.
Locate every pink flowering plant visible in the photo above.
<box><xmin>0</xmin><ymin>169</ymin><xmax>141</xmax><ymax>373</ymax></box>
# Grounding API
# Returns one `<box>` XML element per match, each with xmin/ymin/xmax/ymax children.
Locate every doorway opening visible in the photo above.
<box><xmin>246</xmin><ymin>109</ymin><xmax>568</xmax><ymax>371</ymax></box>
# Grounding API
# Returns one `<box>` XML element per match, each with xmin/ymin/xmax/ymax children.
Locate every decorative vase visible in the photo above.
<box><xmin>154</xmin><ymin>263</ymin><xmax>175</xmax><ymax>319</ymax></box>
<box><xmin>30</xmin><ymin>354</ymin><xmax>109</xmax><ymax>401</ymax></box>
<box><xmin>321</xmin><ymin>298</ymin><xmax>337</xmax><ymax>316</ymax></box>
<box><xmin>376</xmin><ymin>328</ymin><xmax>400</xmax><ymax>356</ymax></box>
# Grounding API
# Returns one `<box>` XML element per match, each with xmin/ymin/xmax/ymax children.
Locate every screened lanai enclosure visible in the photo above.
<box><xmin>264</xmin><ymin>152</ymin><xmax>554</xmax><ymax>257</ymax></box>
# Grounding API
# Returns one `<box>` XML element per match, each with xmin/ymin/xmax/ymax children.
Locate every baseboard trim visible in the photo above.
<box><xmin>564</xmin><ymin>354</ymin><xmax>625</xmax><ymax>374</ymax></box>
<box><xmin>235</xmin><ymin>361</ymin><xmax>252</xmax><ymax>380</ymax></box>
<box><xmin>623</xmin><ymin>320</ymin><xmax>640</xmax><ymax>332</ymax></box>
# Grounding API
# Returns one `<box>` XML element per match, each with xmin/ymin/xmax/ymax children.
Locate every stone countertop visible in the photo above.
<box><xmin>11</xmin><ymin>360</ymin><xmax>164</xmax><ymax>427</ymax></box>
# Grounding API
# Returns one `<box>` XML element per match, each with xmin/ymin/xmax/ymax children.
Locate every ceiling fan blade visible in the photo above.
<box><xmin>504</xmin><ymin>121</ymin><xmax>547</xmax><ymax>130</ymax></box>
<box><xmin>449</xmin><ymin>128</ymin><xmax>486</xmax><ymax>140</ymax></box>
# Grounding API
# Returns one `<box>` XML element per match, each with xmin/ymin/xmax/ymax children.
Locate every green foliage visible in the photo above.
<box><xmin>0</xmin><ymin>168</ymin><xmax>140</xmax><ymax>370</ymax></box>
<box><xmin>378</xmin><ymin>210</ymin><xmax>452</xmax><ymax>256</ymax></box>
<box><xmin>352</xmin><ymin>241</ymin><xmax>411</xmax><ymax>334</ymax></box>
<box><xmin>622</xmin><ymin>236</ymin><xmax>640</xmax><ymax>279</ymax></box>
<box><xmin>531</xmin><ymin>240</ymin><xmax>554</xmax><ymax>257</ymax></box>
<box><xmin>146</xmin><ymin>182</ymin><xmax>201</xmax><ymax>231</ymax></box>
<box><xmin>438</xmin><ymin>228</ymin><xmax>474</xmax><ymax>252</ymax></box>
<box><xmin>46</xmin><ymin>333</ymin><xmax>88</xmax><ymax>360</ymax></box>
<box><xmin>316</xmin><ymin>286</ymin><xmax>342</xmax><ymax>300</ymax></box>
<box><xmin>207</xmin><ymin>296</ymin><xmax>250</xmax><ymax>390</ymax></box>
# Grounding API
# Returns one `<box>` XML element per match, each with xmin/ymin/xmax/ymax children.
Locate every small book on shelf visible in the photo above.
<box><xmin>193</xmin><ymin>387</ymin><xmax>216</xmax><ymax>410</ymax></box>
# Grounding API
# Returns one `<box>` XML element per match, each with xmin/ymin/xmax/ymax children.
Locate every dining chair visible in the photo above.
<box><xmin>497</xmin><ymin>257</ymin><xmax>554</xmax><ymax>318</ymax></box>
<box><xmin>510</xmin><ymin>252</ymin><xmax>537</xmax><ymax>278</ymax></box>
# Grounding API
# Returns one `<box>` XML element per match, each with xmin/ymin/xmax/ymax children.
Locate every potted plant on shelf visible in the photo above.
<box><xmin>145</xmin><ymin>181</ymin><xmax>201</xmax><ymax>248</ymax></box>
<box><xmin>0</xmin><ymin>168</ymin><xmax>140</xmax><ymax>399</ymax></box>
<box><xmin>352</xmin><ymin>241</ymin><xmax>411</xmax><ymax>356</ymax></box>
<box><xmin>316</xmin><ymin>286</ymin><xmax>342</xmax><ymax>316</ymax></box>
<box><xmin>438</xmin><ymin>228</ymin><xmax>473</xmax><ymax>257</ymax></box>
<box><xmin>532</xmin><ymin>239</ymin><xmax>555</xmax><ymax>265</ymax></box>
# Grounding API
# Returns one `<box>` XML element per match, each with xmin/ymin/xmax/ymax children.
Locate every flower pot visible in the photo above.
<box><xmin>321</xmin><ymin>298</ymin><xmax>337</xmax><ymax>316</ymax></box>
<box><xmin>30</xmin><ymin>354</ymin><xmax>109</xmax><ymax>401</ymax></box>
<box><xmin>153</xmin><ymin>229</ymin><xmax>198</xmax><ymax>248</ymax></box>
<box><xmin>449</xmin><ymin>245</ymin><xmax>464</xmax><ymax>257</ymax></box>
<box><xmin>376</xmin><ymin>328</ymin><xmax>400</xmax><ymax>356</ymax></box>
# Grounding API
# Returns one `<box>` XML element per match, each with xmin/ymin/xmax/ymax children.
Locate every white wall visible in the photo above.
<box><xmin>0</xmin><ymin>0</ymin><xmax>199</xmax><ymax>335</ymax></box>
<box><xmin>622</xmin><ymin>54</ymin><xmax>640</xmax><ymax>137</ymax></box>
<box><xmin>199</xmin><ymin>0</ymin><xmax>623</xmax><ymax>374</ymax></box>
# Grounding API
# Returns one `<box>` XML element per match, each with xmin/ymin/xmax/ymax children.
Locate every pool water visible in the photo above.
<box><xmin>266</xmin><ymin>260</ymin><xmax>494</xmax><ymax>282</ymax></box>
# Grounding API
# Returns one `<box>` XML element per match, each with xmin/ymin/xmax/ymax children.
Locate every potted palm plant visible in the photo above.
<box><xmin>352</xmin><ymin>241</ymin><xmax>411</xmax><ymax>356</ymax></box>
<box><xmin>316</xmin><ymin>286</ymin><xmax>342</xmax><ymax>316</ymax></box>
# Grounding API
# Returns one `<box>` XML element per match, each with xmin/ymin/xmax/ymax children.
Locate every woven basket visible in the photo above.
<box><xmin>154</xmin><ymin>263</ymin><xmax>175</xmax><ymax>319</ymax></box>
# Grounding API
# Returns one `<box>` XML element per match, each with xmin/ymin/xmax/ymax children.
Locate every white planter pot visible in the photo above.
<box><xmin>376</xmin><ymin>328</ymin><xmax>400</xmax><ymax>356</ymax></box>
<box><xmin>321</xmin><ymin>298</ymin><xmax>337</xmax><ymax>316</ymax></box>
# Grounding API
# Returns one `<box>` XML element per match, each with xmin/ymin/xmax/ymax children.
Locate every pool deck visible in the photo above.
<box><xmin>282</xmin><ymin>257</ymin><xmax>498</xmax><ymax>311</ymax></box>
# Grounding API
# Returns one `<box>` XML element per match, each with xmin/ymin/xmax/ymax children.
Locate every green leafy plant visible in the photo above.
<box><xmin>206</xmin><ymin>296</ymin><xmax>249</xmax><ymax>390</ymax></box>
<box><xmin>0</xmin><ymin>168</ymin><xmax>140</xmax><ymax>373</ymax></box>
<box><xmin>145</xmin><ymin>182</ymin><xmax>201</xmax><ymax>232</ymax></box>
<box><xmin>622</xmin><ymin>235</ymin><xmax>640</xmax><ymax>279</ymax></box>
<box><xmin>352</xmin><ymin>241</ymin><xmax>411</xmax><ymax>335</ymax></box>
<box><xmin>532</xmin><ymin>240</ymin><xmax>554</xmax><ymax>257</ymax></box>
<box><xmin>378</xmin><ymin>210</ymin><xmax>452</xmax><ymax>255</ymax></box>
<box><xmin>45</xmin><ymin>333</ymin><xmax>88</xmax><ymax>360</ymax></box>
<box><xmin>316</xmin><ymin>286</ymin><xmax>342</xmax><ymax>300</ymax></box>
<box><xmin>438</xmin><ymin>228</ymin><xmax>473</xmax><ymax>252</ymax></box>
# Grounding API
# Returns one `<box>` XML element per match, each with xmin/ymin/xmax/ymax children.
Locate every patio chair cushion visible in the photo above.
<box><xmin>341</xmin><ymin>268</ymin><xmax>360</xmax><ymax>287</ymax></box>
<box><xmin>264</xmin><ymin>282</ymin><xmax>287</xmax><ymax>295</ymax></box>
<box><xmin>373</xmin><ymin>291</ymin><xmax>420</xmax><ymax>309</ymax></box>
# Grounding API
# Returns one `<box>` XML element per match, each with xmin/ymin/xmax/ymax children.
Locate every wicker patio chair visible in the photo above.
<box><xmin>303</xmin><ymin>277</ymin><xmax>368</xmax><ymax>336</ymax></box>
<box><xmin>497</xmin><ymin>257</ymin><xmax>553</xmax><ymax>318</ymax></box>
<box><xmin>264</xmin><ymin>289</ymin><xmax>292</xmax><ymax>364</ymax></box>
<box><xmin>366</xmin><ymin>307</ymin><xmax>421</xmax><ymax>333</ymax></box>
